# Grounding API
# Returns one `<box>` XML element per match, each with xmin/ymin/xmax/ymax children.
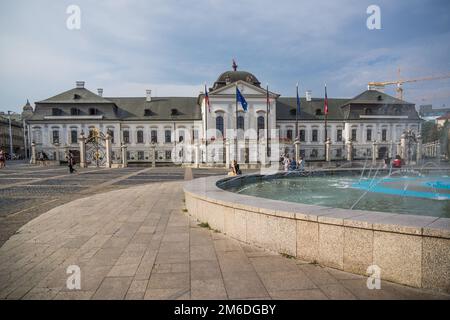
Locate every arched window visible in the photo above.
<box><xmin>216</xmin><ymin>116</ymin><xmax>224</xmax><ymax>137</ymax></box>
<box><xmin>257</xmin><ymin>116</ymin><xmax>265</xmax><ymax>139</ymax></box>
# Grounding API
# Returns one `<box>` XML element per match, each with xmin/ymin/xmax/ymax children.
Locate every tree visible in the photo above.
<box><xmin>421</xmin><ymin>121</ymin><xmax>439</xmax><ymax>143</ymax></box>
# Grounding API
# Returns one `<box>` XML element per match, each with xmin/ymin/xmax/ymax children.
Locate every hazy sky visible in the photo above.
<box><xmin>1</xmin><ymin>0</ymin><xmax>450</xmax><ymax>113</ymax></box>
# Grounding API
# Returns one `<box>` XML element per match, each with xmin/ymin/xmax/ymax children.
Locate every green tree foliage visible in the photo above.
<box><xmin>421</xmin><ymin>121</ymin><xmax>440</xmax><ymax>143</ymax></box>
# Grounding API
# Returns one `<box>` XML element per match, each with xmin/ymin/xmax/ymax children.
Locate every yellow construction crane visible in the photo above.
<box><xmin>368</xmin><ymin>69</ymin><xmax>450</xmax><ymax>101</ymax></box>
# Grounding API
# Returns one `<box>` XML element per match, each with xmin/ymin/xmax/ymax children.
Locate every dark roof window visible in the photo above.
<box><xmin>71</xmin><ymin>108</ymin><xmax>80</xmax><ymax>116</ymax></box>
<box><xmin>171</xmin><ymin>108</ymin><xmax>179</xmax><ymax>116</ymax></box>
<box><xmin>315</xmin><ymin>109</ymin><xmax>322</xmax><ymax>116</ymax></box>
<box><xmin>364</xmin><ymin>108</ymin><xmax>372</xmax><ymax>115</ymax></box>
<box><xmin>290</xmin><ymin>109</ymin><xmax>297</xmax><ymax>116</ymax></box>
<box><xmin>144</xmin><ymin>109</ymin><xmax>153</xmax><ymax>116</ymax></box>
<box><xmin>52</xmin><ymin>108</ymin><xmax>62</xmax><ymax>116</ymax></box>
<box><xmin>89</xmin><ymin>108</ymin><xmax>98</xmax><ymax>115</ymax></box>
<box><xmin>74</xmin><ymin>94</ymin><xmax>82</xmax><ymax>100</ymax></box>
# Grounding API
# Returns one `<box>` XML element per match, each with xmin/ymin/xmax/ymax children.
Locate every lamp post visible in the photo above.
<box><xmin>7</xmin><ymin>111</ymin><xmax>14</xmax><ymax>158</ymax></box>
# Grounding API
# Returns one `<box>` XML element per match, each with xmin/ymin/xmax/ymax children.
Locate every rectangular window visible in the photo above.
<box><xmin>151</xmin><ymin>130</ymin><xmax>158</xmax><ymax>143</ymax></box>
<box><xmin>165</xmin><ymin>130</ymin><xmax>171</xmax><ymax>143</ymax></box>
<box><xmin>123</xmin><ymin>130</ymin><xmax>130</xmax><ymax>143</ymax></box>
<box><xmin>382</xmin><ymin>129</ymin><xmax>387</xmax><ymax>141</ymax></box>
<box><xmin>367</xmin><ymin>129</ymin><xmax>372</xmax><ymax>142</ymax></box>
<box><xmin>193</xmin><ymin>129</ymin><xmax>199</xmax><ymax>141</ymax></box>
<box><xmin>137</xmin><ymin>130</ymin><xmax>144</xmax><ymax>143</ymax></box>
<box><xmin>178</xmin><ymin>131</ymin><xmax>185</xmax><ymax>143</ymax></box>
<box><xmin>52</xmin><ymin>130</ymin><xmax>59</xmax><ymax>144</ymax></box>
<box><xmin>299</xmin><ymin>130</ymin><xmax>305</xmax><ymax>142</ymax></box>
<box><xmin>336</xmin><ymin>129</ymin><xmax>342</xmax><ymax>142</ymax></box>
<box><xmin>336</xmin><ymin>149</ymin><xmax>342</xmax><ymax>158</ymax></box>
<box><xmin>137</xmin><ymin>151</ymin><xmax>144</xmax><ymax>160</ymax></box>
<box><xmin>312</xmin><ymin>129</ymin><xmax>318</xmax><ymax>142</ymax></box>
<box><xmin>89</xmin><ymin>108</ymin><xmax>97</xmax><ymax>115</ymax></box>
<box><xmin>165</xmin><ymin>150</ymin><xmax>171</xmax><ymax>160</ymax></box>
<box><xmin>52</xmin><ymin>108</ymin><xmax>61</xmax><ymax>116</ymax></box>
<box><xmin>286</xmin><ymin>129</ymin><xmax>293</xmax><ymax>141</ymax></box>
<box><xmin>71</xmin><ymin>130</ymin><xmax>77</xmax><ymax>144</ymax></box>
<box><xmin>109</xmin><ymin>130</ymin><xmax>115</xmax><ymax>144</ymax></box>
<box><xmin>351</xmin><ymin>129</ymin><xmax>357</xmax><ymax>142</ymax></box>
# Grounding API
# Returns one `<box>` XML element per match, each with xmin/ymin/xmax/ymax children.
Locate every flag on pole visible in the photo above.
<box><xmin>324</xmin><ymin>84</ymin><xmax>329</xmax><ymax>115</ymax></box>
<box><xmin>204</xmin><ymin>84</ymin><xmax>211</xmax><ymax>113</ymax></box>
<box><xmin>296</xmin><ymin>83</ymin><xmax>301</xmax><ymax>116</ymax></box>
<box><xmin>266</xmin><ymin>85</ymin><xmax>270</xmax><ymax>113</ymax></box>
<box><xmin>236</xmin><ymin>87</ymin><xmax>248</xmax><ymax>112</ymax></box>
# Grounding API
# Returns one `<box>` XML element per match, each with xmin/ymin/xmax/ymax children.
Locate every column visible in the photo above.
<box><xmin>79</xmin><ymin>132</ymin><xmax>87</xmax><ymax>168</ymax></box>
<box><xmin>54</xmin><ymin>143</ymin><xmax>60</xmax><ymax>162</ymax></box>
<box><xmin>372</xmin><ymin>140</ymin><xmax>378</xmax><ymax>165</ymax></box>
<box><xmin>105</xmin><ymin>133</ymin><xmax>112</xmax><ymax>168</ymax></box>
<box><xmin>416</xmin><ymin>135</ymin><xmax>422</xmax><ymax>164</ymax></box>
<box><xmin>151</xmin><ymin>144</ymin><xmax>156</xmax><ymax>168</ymax></box>
<box><xmin>325</xmin><ymin>138</ymin><xmax>332</xmax><ymax>162</ymax></box>
<box><xmin>223</xmin><ymin>140</ymin><xmax>230</xmax><ymax>169</ymax></box>
<box><xmin>194</xmin><ymin>142</ymin><xmax>200</xmax><ymax>168</ymax></box>
<box><xmin>121</xmin><ymin>144</ymin><xmax>128</xmax><ymax>168</ymax></box>
<box><xmin>400</xmin><ymin>133</ymin><xmax>406</xmax><ymax>160</ymax></box>
<box><xmin>346</xmin><ymin>139</ymin><xmax>353</xmax><ymax>161</ymax></box>
<box><xmin>260</xmin><ymin>139</ymin><xmax>267</xmax><ymax>167</ymax></box>
<box><xmin>30</xmin><ymin>142</ymin><xmax>36</xmax><ymax>164</ymax></box>
<box><xmin>294</xmin><ymin>139</ymin><xmax>301</xmax><ymax>164</ymax></box>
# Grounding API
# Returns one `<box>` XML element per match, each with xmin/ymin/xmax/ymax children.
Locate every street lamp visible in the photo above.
<box><xmin>7</xmin><ymin>111</ymin><xmax>14</xmax><ymax>158</ymax></box>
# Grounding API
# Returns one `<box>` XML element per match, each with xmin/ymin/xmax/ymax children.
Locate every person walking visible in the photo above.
<box><xmin>68</xmin><ymin>152</ymin><xmax>76</xmax><ymax>174</ymax></box>
<box><xmin>0</xmin><ymin>149</ymin><xmax>5</xmax><ymax>169</ymax></box>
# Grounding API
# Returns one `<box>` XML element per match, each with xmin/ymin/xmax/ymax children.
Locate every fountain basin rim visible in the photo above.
<box><xmin>184</xmin><ymin>174</ymin><xmax>450</xmax><ymax>239</ymax></box>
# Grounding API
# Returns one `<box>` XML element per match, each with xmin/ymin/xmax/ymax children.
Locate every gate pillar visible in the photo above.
<box><xmin>79</xmin><ymin>132</ymin><xmax>87</xmax><ymax>168</ymax></box>
<box><xmin>121</xmin><ymin>144</ymin><xmax>128</xmax><ymax>168</ymax></box>
<box><xmin>105</xmin><ymin>133</ymin><xmax>112</xmax><ymax>168</ymax></box>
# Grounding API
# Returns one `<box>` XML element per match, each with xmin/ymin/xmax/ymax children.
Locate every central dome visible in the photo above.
<box><xmin>213</xmin><ymin>70</ymin><xmax>261</xmax><ymax>90</ymax></box>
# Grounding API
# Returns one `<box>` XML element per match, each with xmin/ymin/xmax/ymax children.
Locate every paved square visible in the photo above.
<box><xmin>0</xmin><ymin>163</ymin><xmax>449</xmax><ymax>300</ymax></box>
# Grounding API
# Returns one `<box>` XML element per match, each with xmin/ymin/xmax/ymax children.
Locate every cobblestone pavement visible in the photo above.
<box><xmin>0</xmin><ymin>179</ymin><xmax>448</xmax><ymax>300</ymax></box>
<box><xmin>0</xmin><ymin>162</ymin><xmax>226</xmax><ymax>247</ymax></box>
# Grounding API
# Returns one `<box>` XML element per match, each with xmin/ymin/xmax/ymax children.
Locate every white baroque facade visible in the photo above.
<box><xmin>24</xmin><ymin>68</ymin><xmax>421</xmax><ymax>167</ymax></box>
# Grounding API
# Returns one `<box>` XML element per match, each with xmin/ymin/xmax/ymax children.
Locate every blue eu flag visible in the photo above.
<box><xmin>236</xmin><ymin>87</ymin><xmax>248</xmax><ymax>112</ymax></box>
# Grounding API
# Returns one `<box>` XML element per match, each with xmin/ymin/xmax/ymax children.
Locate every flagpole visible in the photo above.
<box><xmin>204</xmin><ymin>84</ymin><xmax>208</xmax><ymax>164</ymax></box>
<box><xmin>295</xmin><ymin>83</ymin><xmax>299</xmax><ymax>141</ymax></box>
<box><xmin>324</xmin><ymin>84</ymin><xmax>328</xmax><ymax>157</ymax></box>
<box><xmin>266</xmin><ymin>84</ymin><xmax>270</xmax><ymax>158</ymax></box>
<box><xmin>235</xmin><ymin>84</ymin><xmax>238</xmax><ymax>163</ymax></box>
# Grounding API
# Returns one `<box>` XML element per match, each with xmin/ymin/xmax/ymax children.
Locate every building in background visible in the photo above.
<box><xmin>23</xmin><ymin>65</ymin><xmax>422</xmax><ymax>166</ymax></box>
<box><xmin>0</xmin><ymin>111</ymin><xmax>25</xmax><ymax>158</ymax></box>
<box><xmin>419</xmin><ymin>104</ymin><xmax>450</xmax><ymax>121</ymax></box>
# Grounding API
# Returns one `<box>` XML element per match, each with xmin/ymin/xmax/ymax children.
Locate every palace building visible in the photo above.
<box><xmin>23</xmin><ymin>65</ymin><xmax>422</xmax><ymax>167</ymax></box>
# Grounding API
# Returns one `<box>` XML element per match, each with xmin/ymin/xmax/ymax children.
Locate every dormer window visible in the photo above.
<box><xmin>315</xmin><ymin>109</ymin><xmax>322</xmax><ymax>116</ymax></box>
<box><xmin>89</xmin><ymin>108</ymin><xmax>98</xmax><ymax>115</ymax></box>
<box><xmin>52</xmin><ymin>108</ymin><xmax>62</xmax><ymax>116</ymax></box>
<box><xmin>71</xmin><ymin>108</ymin><xmax>80</xmax><ymax>116</ymax></box>
<box><xmin>171</xmin><ymin>108</ymin><xmax>179</xmax><ymax>116</ymax></box>
<box><xmin>74</xmin><ymin>94</ymin><xmax>82</xmax><ymax>100</ymax></box>
<box><xmin>144</xmin><ymin>109</ymin><xmax>153</xmax><ymax>116</ymax></box>
<box><xmin>364</xmin><ymin>108</ymin><xmax>372</xmax><ymax>115</ymax></box>
<box><xmin>290</xmin><ymin>109</ymin><xmax>297</xmax><ymax>116</ymax></box>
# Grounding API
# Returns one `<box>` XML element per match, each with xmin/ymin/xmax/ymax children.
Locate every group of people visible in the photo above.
<box><xmin>282</xmin><ymin>155</ymin><xmax>305</xmax><ymax>172</ymax></box>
